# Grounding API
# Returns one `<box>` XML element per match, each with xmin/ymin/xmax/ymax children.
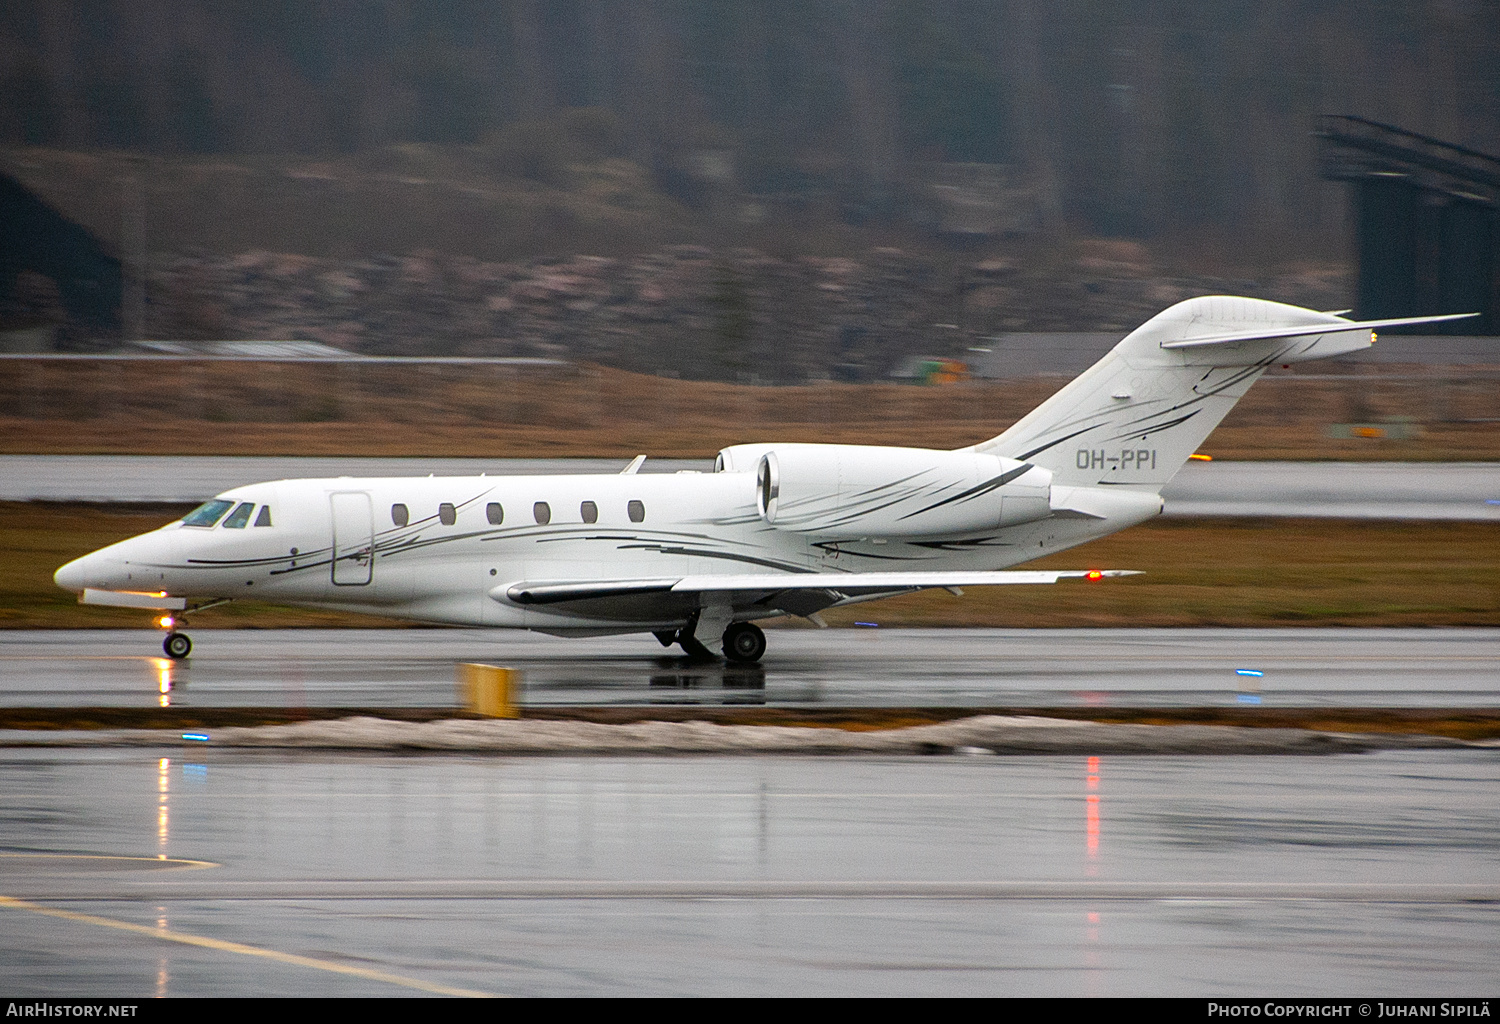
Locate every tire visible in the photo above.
<box><xmin>722</xmin><ymin>622</ymin><xmax>766</xmax><ymax>663</ymax></box>
<box><xmin>163</xmin><ymin>632</ymin><xmax>192</xmax><ymax>660</ymax></box>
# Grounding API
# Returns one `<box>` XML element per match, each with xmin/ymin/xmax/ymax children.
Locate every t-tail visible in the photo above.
<box><xmin>971</xmin><ymin>296</ymin><xmax>1474</xmax><ymax>492</ymax></box>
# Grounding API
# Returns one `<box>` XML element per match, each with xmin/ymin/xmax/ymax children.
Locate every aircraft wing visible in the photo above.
<box><xmin>671</xmin><ymin>570</ymin><xmax>1136</xmax><ymax>592</ymax></box>
<box><xmin>501</xmin><ymin>570</ymin><xmax>1138</xmax><ymax>605</ymax></box>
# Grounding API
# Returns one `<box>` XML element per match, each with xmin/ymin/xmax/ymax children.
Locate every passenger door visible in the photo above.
<box><xmin>330</xmin><ymin>492</ymin><xmax>374</xmax><ymax>586</ymax></box>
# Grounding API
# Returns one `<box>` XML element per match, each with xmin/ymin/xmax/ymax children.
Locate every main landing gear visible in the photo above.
<box><xmin>653</xmin><ymin>621</ymin><xmax>767</xmax><ymax>663</ymax></box>
<box><xmin>722</xmin><ymin>622</ymin><xmax>766</xmax><ymax>664</ymax></box>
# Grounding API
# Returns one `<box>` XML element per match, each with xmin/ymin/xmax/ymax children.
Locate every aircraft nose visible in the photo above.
<box><xmin>54</xmin><ymin>548</ymin><xmax>130</xmax><ymax>593</ymax></box>
<box><xmin>54</xmin><ymin>554</ymin><xmax>94</xmax><ymax>593</ymax></box>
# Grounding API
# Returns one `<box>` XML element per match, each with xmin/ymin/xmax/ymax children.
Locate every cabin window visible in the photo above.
<box><xmin>221</xmin><ymin>502</ymin><xmax>255</xmax><ymax>529</ymax></box>
<box><xmin>580</xmin><ymin>500</ymin><xmax>598</xmax><ymax>524</ymax></box>
<box><xmin>486</xmin><ymin>502</ymin><xmax>504</xmax><ymax>525</ymax></box>
<box><xmin>628</xmin><ymin>499</ymin><xmax>645</xmax><ymax>523</ymax></box>
<box><xmin>182</xmin><ymin>499</ymin><xmax>234</xmax><ymax>528</ymax></box>
<box><xmin>533</xmin><ymin>501</ymin><xmax>551</xmax><ymax>525</ymax></box>
<box><xmin>254</xmin><ymin>505</ymin><xmax>272</xmax><ymax>527</ymax></box>
<box><xmin>439</xmin><ymin>502</ymin><xmax>456</xmax><ymax>526</ymax></box>
<box><xmin>391</xmin><ymin>503</ymin><xmax>409</xmax><ymax>527</ymax></box>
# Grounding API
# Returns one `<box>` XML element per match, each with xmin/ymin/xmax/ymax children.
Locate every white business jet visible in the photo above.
<box><xmin>55</xmin><ymin>297</ymin><xmax>1472</xmax><ymax>662</ymax></box>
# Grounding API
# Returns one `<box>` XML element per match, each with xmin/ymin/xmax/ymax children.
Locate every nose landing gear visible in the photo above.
<box><xmin>152</xmin><ymin>599</ymin><xmax>227</xmax><ymax>659</ymax></box>
<box><xmin>156</xmin><ymin>614</ymin><xmax>191</xmax><ymax>659</ymax></box>
<box><xmin>163</xmin><ymin>631</ymin><xmax>192</xmax><ymax>660</ymax></box>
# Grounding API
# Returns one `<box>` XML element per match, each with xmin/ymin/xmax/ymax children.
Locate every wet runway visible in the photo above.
<box><xmin>3</xmin><ymin>627</ymin><xmax>1499</xmax><ymax>995</ymax></box>
<box><xmin>2</xmin><ymin>627</ymin><xmax>1497</xmax><ymax>710</ymax></box>
<box><xmin>5</xmin><ymin>455</ymin><xmax>1500</xmax><ymax>519</ymax></box>
<box><xmin>1</xmin><ymin>747</ymin><xmax>1497</xmax><ymax>995</ymax></box>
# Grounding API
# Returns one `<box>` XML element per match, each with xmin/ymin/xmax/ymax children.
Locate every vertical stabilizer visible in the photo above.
<box><xmin>971</xmin><ymin>296</ymin><xmax>1386</xmax><ymax>490</ymax></box>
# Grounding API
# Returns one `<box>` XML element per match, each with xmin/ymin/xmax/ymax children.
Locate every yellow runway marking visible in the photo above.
<box><xmin>0</xmin><ymin>853</ymin><xmax>218</xmax><ymax>870</ymax></box>
<box><xmin>0</xmin><ymin>893</ymin><xmax>497</xmax><ymax>997</ymax></box>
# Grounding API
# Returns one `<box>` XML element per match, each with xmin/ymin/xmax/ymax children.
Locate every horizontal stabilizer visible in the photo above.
<box><xmin>1160</xmin><ymin>312</ymin><xmax>1477</xmax><ymax>349</ymax></box>
<box><xmin>501</xmin><ymin>570</ymin><xmax>1140</xmax><ymax>605</ymax></box>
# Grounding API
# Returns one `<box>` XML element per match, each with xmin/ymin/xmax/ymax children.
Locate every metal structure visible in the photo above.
<box><xmin>1317</xmin><ymin>115</ymin><xmax>1500</xmax><ymax>335</ymax></box>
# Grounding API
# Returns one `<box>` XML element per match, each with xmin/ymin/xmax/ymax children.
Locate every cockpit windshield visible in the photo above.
<box><xmin>181</xmin><ymin>499</ymin><xmax>235</xmax><ymax>528</ymax></box>
<box><xmin>221</xmin><ymin>502</ymin><xmax>255</xmax><ymax>529</ymax></box>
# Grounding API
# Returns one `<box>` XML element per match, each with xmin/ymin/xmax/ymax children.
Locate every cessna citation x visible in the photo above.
<box><xmin>55</xmin><ymin>297</ymin><xmax>1471</xmax><ymax>662</ymax></box>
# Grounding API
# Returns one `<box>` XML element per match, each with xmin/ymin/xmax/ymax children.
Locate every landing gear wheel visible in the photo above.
<box><xmin>722</xmin><ymin>622</ymin><xmax>766</xmax><ymax>663</ymax></box>
<box><xmin>163</xmin><ymin>632</ymin><xmax>192</xmax><ymax>660</ymax></box>
<box><xmin>677</xmin><ymin>633</ymin><xmax>716</xmax><ymax>662</ymax></box>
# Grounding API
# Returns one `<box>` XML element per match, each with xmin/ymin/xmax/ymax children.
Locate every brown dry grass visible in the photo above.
<box><xmin>5</xmin><ymin>502</ymin><xmax>1494</xmax><ymax>629</ymax></box>
<box><xmin>813</xmin><ymin>517</ymin><xmax>1499</xmax><ymax>628</ymax></box>
<box><xmin>1</xmin><ymin>360</ymin><xmax>1498</xmax><ymax>459</ymax></box>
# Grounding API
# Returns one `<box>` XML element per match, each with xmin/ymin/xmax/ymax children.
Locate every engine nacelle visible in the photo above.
<box><xmin>718</xmin><ymin>443</ymin><xmax>1052</xmax><ymax>540</ymax></box>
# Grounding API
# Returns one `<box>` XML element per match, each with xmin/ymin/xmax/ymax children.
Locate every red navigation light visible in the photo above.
<box><xmin>1086</xmin><ymin>570</ymin><xmax>1103</xmax><ymax>581</ymax></box>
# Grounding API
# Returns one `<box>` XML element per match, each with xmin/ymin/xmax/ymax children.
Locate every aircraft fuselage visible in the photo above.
<box><xmin>54</xmin><ymin>466</ymin><xmax>1151</xmax><ymax>635</ymax></box>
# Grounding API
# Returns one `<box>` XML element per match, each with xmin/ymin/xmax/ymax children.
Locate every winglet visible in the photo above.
<box><xmin>620</xmin><ymin>455</ymin><xmax>647</xmax><ymax>475</ymax></box>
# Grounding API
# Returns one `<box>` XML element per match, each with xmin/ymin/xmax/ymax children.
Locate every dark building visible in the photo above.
<box><xmin>1318</xmin><ymin>116</ymin><xmax>1499</xmax><ymax>336</ymax></box>
<box><xmin>0</xmin><ymin>171</ymin><xmax>122</xmax><ymax>343</ymax></box>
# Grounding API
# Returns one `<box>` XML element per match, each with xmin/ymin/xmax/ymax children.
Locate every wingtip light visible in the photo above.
<box><xmin>1188</xmin><ymin>453</ymin><xmax>1213</xmax><ymax>461</ymax></box>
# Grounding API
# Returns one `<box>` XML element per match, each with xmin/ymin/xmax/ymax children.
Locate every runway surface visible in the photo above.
<box><xmin>3</xmin><ymin>627</ymin><xmax>1498</xmax><ymax>995</ymax></box>
<box><xmin>2</xmin><ymin>627</ymin><xmax>1497</xmax><ymax>709</ymax></box>
<box><xmin>1</xmin><ymin>747</ymin><xmax>1496</xmax><ymax>995</ymax></box>
<box><xmin>5</xmin><ymin>455</ymin><xmax>1500</xmax><ymax>519</ymax></box>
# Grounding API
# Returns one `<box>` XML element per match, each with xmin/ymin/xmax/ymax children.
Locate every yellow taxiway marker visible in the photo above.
<box><xmin>0</xmin><ymin>893</ymin><xmax>498</xmax><ymax>998</ymax></box>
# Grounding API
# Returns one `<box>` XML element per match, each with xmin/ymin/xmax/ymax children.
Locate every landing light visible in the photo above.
<box><xmin>157</xmin><ymin>615</ymin><xmax>175</xmax><ymax>630</ymax></box>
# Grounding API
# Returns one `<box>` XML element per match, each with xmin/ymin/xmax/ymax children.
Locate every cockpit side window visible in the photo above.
<box><xmin>254</xmin><ymin>505</ymin><xmax>272</xmax><ymax>527</ymax></box>
<box><xmin>221</xmin><ymin>502</ymin><xmax>255</xmax><ymax>529</ymax></box>
<box><xmin>182</xmin><ymin>499</ymin><xmax>234</xmax><ymax>527</ymax></box>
